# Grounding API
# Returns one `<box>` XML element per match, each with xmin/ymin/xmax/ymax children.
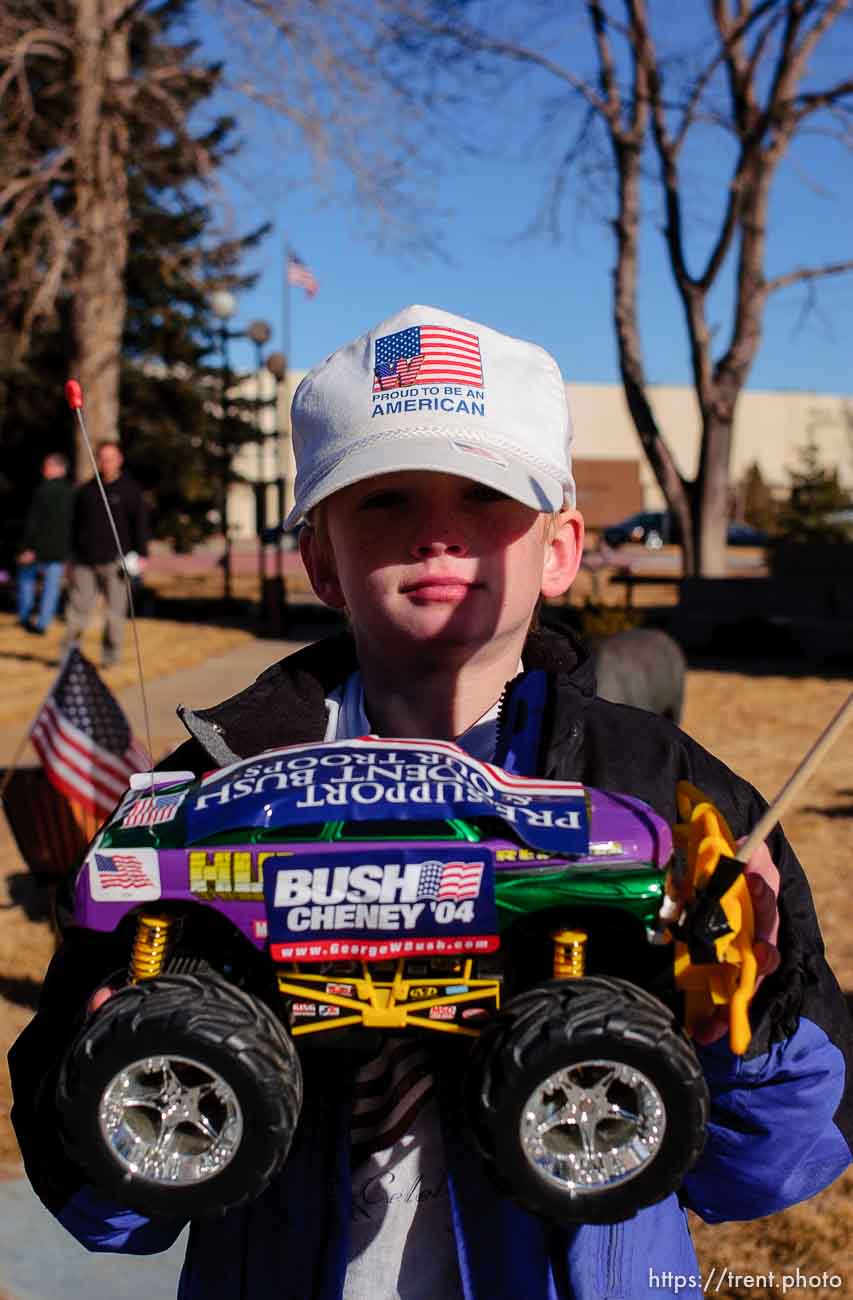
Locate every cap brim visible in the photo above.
<box><xmin>284</xmin><ymin>435</ymin><xmax>567</xmax><ymax>527</ymax></box>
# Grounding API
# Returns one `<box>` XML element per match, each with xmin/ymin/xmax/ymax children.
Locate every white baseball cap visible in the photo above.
<box><xmin>284</xmin><ymin>303</ymin><xmax>576</xmax><ymax>527</ymax></box>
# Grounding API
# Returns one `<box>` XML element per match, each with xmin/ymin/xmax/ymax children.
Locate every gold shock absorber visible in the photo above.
<box><xmin>551</xmin><ymin>928</ymin><xmax>587</xmax><ymax>979</ymax></box>
<box><xmin>129</xmin><ymin>913</ymin><xmax>176</xmax><ymax>983</ymax></box>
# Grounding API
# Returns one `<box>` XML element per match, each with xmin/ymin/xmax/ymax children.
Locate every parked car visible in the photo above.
<box><xmin>726</xmin><ymin>521</ymin><xmax>771</xmax><ymax>546</ymax></box>
<box><xmin>823</xmin><ymin>508</ymin><xmax>853</xmax><ymax>539</ymax></box>
<box><xmin>603</xmin><ymin>511</ymin><xmax>768</xmax><ymax>549</ymax></box>
<box><xmin>602</xmin><ymin>511</ymin><xmax>677</xmax><ymax>549</ymax></box>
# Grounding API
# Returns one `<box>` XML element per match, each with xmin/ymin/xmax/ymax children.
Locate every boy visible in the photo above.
<box><xmin>9</xmin><ymin>305</ymin><xmax>853</xmax><ymax>1299</ymax></box>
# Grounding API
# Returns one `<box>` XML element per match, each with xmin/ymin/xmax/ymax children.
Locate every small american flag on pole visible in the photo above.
<box><xmin>373</xmin><ymin>325</ymin><xmax>483</xmax><ymax>392</ymax></box>
<box><xmin>417</xmin><ymin>859</ymin><xmax>484</xmax><ymax>902</ymax></box>
<box><xmin>287</xmin><ymin>251</ymin><xmax>319</xmax><ymax>299</ymax></box>
<box><xmin>30</xmin><ymin>648</ymin><xmax>150</xmax><ymax>822</ymax></box>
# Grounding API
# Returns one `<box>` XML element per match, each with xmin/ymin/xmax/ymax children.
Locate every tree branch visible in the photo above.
<box><xmin>712</xmin><ymin>0</ymin><xmax>760</xmax><ymax>131</ymax></box>
<box><xmin>587</xmin><ymin>0</ymin><xmax>624</xmax><ymax>134</ymax></box>
<box><xmin>793</xmin><ymin>79</ymin><xmax>853</xmax><ymax>122</ymax></box>
<box><xmin>359</xmin><ymin>2</ymin><xmax>614</xmax><ymax>119</ymax></box>
<box><xmin>762</xmin><ymin>0</ymin><xmax>848</xmax><ymax>140</ymax></box>
<box><xmin>765</xmin><ymin>258</ymin><xmax>853</xmax><ymax>295</ymax></box>
<box><xmin>672</xmin><ymin>1</ymin><xmax>779</xmax><ymax>151</ymax></box>
<box><xmin>0</xmin><ymin>148</ymin><xmax>73</xmax><ymax>223</ymax></box>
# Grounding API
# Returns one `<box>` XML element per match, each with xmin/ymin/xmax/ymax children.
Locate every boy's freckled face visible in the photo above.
<box><xmin>306</xmin><ymin>471</ymin><xmax>575</xmax><ymax>656</ymax></box>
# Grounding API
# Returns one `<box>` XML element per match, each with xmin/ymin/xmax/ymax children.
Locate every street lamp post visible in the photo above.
<box><xmin>266</xmin><ymin>349</ymin><xmax>289</xmax><ymax>630</ymax></box>
<box><xmin>266</xmin><ymin>350</ymin><xmax>288</xmax><ymax>527</ymax></box>
<box><xmin>247</xmin><ymin>319</ymin><xmax>272</xmax><ymax>617</ymax></box>
<box><xmin>210</xmin><ymin>290</ymin><xmax>237</xmax><ymax>601</ymax></box>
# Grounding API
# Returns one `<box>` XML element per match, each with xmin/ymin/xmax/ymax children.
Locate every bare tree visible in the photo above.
<box><xmin>0</xmin><ymin>0</ymin><xmax>447</xmax><ymax>476</ymax></box>
<box><xmin>376</xmin><ymin>0</ymin><xmax>853</xmax><ymax>575</ymax></box>
<box><xmin>199</xmin><ymin>0</ymin><xmax>449</xmax><ymax>253</ymax></box>
<box><xmin>71</xmin><ymin>0</ymin><xmax>130</xmax><ymax>461</ymax></box>
<box><xmin>0</xmin><ymin>6</ymin><xmax>74</xmax><ymax>365</ymax></box>
<box><xmin>0</xmin><ymin>0</ymin><xmax>223</xmax><ymax>472</ymax></box>
<box><xmin>5</xmin><ymin>0</ymin><xmax>851</xmax><ymax>534</ymax></box>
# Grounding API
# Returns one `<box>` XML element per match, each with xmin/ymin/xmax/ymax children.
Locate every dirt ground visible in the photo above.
<box><xmin>0</xmin><ymin>604</ymin><xmax>851</xmax><ymax>1296</ymax></box>
<box><xmin>0</xmin><ymin>608</ymin><xmax>253</xmax><ymax>728</ymax></box>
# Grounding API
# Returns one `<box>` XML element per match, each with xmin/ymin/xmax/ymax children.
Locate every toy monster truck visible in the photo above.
<box><xmin>56</xmin><ymin>737</ymin><xmax>731</xmax><ymax>1226</ymax></box>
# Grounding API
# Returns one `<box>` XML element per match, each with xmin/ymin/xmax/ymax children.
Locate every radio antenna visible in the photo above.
<box><xmin>65</xmin><ymin>380</ymin><xmax>154</xmax><ymax>784</ymax></box>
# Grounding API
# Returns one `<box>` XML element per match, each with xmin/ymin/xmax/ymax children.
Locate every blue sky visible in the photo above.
<box><xmin>191</xmin><ymin>6</ymin><xmax>853</xmax><ymax>396</ymax></box>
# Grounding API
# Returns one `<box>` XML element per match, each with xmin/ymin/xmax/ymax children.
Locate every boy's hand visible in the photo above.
<box><xmin>86</xmin><ymin>983</ymin><xmax>121</xmax><ymax>1016</ymax></box>
<box><xmin>692</xmin><ymin>839</ymin><xmax>781</xmax><ymax>1046</ymax></box>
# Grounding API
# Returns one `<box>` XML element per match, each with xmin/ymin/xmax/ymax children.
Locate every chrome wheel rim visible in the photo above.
<box><xmin>519</xmin><ymin>1057</ymin><xmax>665</xmax><ymax>1193</ymax></box>
<box><xmin>99</xmin><ymin>1054</ymin><xmax>243</xmax><ymax>1186</ymax></box>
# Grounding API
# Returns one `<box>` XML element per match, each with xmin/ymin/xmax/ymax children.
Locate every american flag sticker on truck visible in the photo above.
<box><xmin>88</xmin><ymin>848</ymin><xmax>161</xmax><ymax>902</ymax></box>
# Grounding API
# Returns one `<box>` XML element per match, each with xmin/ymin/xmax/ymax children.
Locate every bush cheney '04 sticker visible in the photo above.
<box><xmin>264</xmin><ymin>847</ymin><xmax>499</xmax><ymax>962</ymax></box>
<box><xmin>88</xmin><ymin>848</ymin><xmax>161</xmax><ymax>902</ymax></box>
<box><xmin>185</xmin><ymin>737</ymin><xmax>589</xmax><ymax>857</ymax></box>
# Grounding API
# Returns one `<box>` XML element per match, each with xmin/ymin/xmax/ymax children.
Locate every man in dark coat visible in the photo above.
<box><xmin>63</xmin><ymin>440</ymin><xmax>149</xmax><ymax>667</ymax></box>
<box><xmin>16</xmin><ymin>452</ymin><xmax>74</xmax><ymax>634</ymax></box>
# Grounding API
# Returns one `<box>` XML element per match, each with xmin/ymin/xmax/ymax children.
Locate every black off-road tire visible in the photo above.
<box><xmin>56</xmin><ymin>972</ymin><xmax>302</xmax><ymax>1220</ymax></box>
<box><xmin>466</xmin><ymin>976</ymin><xmax>708</xmax><ymax>1225</ymax></box>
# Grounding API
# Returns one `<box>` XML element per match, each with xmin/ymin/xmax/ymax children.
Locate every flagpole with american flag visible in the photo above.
<box><xmin>12</xmin><ymin>381</ymin><xmax>155</xmax><ymax>859</ymax></box>
<box><xmin>0</xmin><ymin>646</ymin><xmax>75</xmax><ymax>806</ymax></box>
<box><xmin>284</xmin><ymin>243</ymin><xmax>319</xmax><ymax>380</ymax></box>
<box><xmin>29</xmin><ymin>646</ymin><xmax>150</xmax><ymax>824</ymax></box>
<box><xmin>0</xmin><ymin>643</ymin><xmax>151</xmax><ymax>884</ymax></box>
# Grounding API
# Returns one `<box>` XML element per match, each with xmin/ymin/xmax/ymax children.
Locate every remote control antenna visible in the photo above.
<box><xmin>738</xmin><ymin>692</ymin><xmax>853</xmax><ymax>861</ymax></box>
<box><xmin>65</xmin><ymin>380</ymin><xmax>155</xmax><ymax>787</ymax></box>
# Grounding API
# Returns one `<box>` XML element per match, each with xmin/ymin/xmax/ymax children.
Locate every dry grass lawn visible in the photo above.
<box><xmin>0</xmin><ymin>611</ymin><xmax>851</xmax><ymax>1295</ymax></box>
<box><xmin>679</xmin><ymin>672</ymin><xmax>853</xmax><ymax>1299</ymax></box>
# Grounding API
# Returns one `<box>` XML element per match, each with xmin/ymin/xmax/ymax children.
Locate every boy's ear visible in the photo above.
<box><xmin>299</xmin><ymin>524</ymin><xmax>347</xmax><ymax>610</ymax></box>
<box><xmin>541</xmin><ymin>509</ymin><xmax>585</xmax><ymax>600</ymax></box>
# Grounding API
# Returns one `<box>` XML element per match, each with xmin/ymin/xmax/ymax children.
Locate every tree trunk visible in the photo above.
<box><xmin>610</xmin><ymin>141</ymin><xmax>697</xmax><ymax>574</ymax></box>
<box><xmin>695</xmin><ymin>411</ymin><xmax>733</xmax><ymax>577</ymax></box>
<box><xmin>70</xmin><ymin>0</ymin><xmax>129</xmax><ymax>481</ymax></box>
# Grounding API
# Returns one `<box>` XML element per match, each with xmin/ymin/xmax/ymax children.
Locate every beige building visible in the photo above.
<box><xmin>570</xmin><ymin>383</ymin><xmax>852</xmax><ymax>523</ymax></box>
<box><xmin>227</xmin><ymin>370</ymin><xmax>852</xmax><ymax>537</ymax></box>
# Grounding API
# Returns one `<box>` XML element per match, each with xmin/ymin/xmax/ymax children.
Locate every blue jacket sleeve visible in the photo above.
<box><xmin>676</xmin><ymin>798</ymin><xmax>853</xmax><ymax>1224</ymax></box>
<box><xmin>683</xmin><ymin>1017</ymin><xmax>850</xmax><ymax>1221</ymax></box>
<box><xmin>57</xmin><ymin>1184</ymin><xmax>186</xmax><ymax>1254</ymax></box>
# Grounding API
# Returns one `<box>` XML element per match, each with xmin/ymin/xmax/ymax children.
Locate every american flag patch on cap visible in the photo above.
<box><xmin>373</xmin><ymin>325</ymin><xmax>483</xmax><ymax>391</ymax></box>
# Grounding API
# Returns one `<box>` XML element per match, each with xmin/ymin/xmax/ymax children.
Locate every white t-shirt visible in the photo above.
<box><xmin>323</xmin><ymin>671</ymin><xmax>510</xmax><ymax>1300</ymax></box>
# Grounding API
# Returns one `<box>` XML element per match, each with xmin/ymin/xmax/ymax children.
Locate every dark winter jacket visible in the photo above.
<box><xmin>71</xmin><ymin>472</ymin><xmax>149</xmax><ymax>566</ymax></box>
<box><xmin>18</xmin><ymin>477</ymin><xmax>74</xmax><ymax>563</ymax></box>
<box><xmin>8</xmin><ymin>627</ymin><xmax>852</xmax><ymax>1300</ymax></box>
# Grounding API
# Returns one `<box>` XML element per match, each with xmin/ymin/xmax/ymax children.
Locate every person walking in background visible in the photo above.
<box><xmin>63</xmin><ymin>440</ymin><xmax>149</xmax><ymax>668</ymax></box>
<box><xmin>16</xmin><ymin>452</ymin><xmax>74</xmax><ymax>635</ymax></box>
